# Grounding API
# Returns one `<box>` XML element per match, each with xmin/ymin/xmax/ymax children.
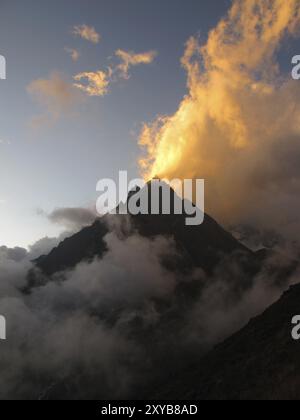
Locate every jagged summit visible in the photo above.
<box><xmin>29</xmin><ymin>182</ymin><xmax>299</xmax><ymax>401</ymax></box>
<box><xmin>36</xmin><ymin>182</ymin><xmax>254</xmax><ymax>276</ymax></box>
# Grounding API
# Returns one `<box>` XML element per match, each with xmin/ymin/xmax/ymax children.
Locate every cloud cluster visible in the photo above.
<box><xmin>73</xmin><ymin>49</ymin><xmax>157</xmax><ymax>97</ymax></box>
<box><xmin>27</xmin><ymin>51</ymin><xmax>156</xmax><ymax>124</ymax></box>
<box><xmin>0</xmin><ymin>212</ymin><xmax>298</xmax><ymax>399</ymax></box>
<box><xmin>72</xmin><ymin>25</ymin><xmax>100</xmax><ymax>44</ymax></box>
<box><xmin>0</xmin><ymin>223</ymin><xmax>178</xmax><ymax>399</ymax></box>
<box><xmin>28</xmin><ymin>23</ymin><xmax>157</xmax><ymax>121</ymax></box>
<box><xmin>139</xmin><ymin>0</ymin><xmax>300</xmax><ymax>240</ymax></box>
<box><xmin>186</xmin><ymin>257</ymin><xmax>299</xmax><ymax>349</ymax></box>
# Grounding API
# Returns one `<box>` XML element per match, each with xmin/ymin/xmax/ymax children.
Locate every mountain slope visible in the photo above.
<box><xmin>36</xmin><ymin>183</ymin><xmax>255</xmax><ymax>276</ymax></box>
<box><xmin>35</xmin><ymin>219</ymin><xmax>109</xmax><ymax>276</ymax></box>
<box><xmin>158</xmin><ymin>283</ymin><xmax>300</xmax><ymax>400</ymax></box>
<box><xmin>25</xmin><ymin>182</ymin><xmax>299</xmax><ymax>400</ymax></box>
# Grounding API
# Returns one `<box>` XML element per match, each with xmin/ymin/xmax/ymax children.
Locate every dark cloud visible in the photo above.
<box><xmin>0</xmin><ymin>215</ymin><xmax>298</xmax><ymax>399</ymax></box>
<box><xmin>47</xmin><ymin>207</ymin><xmax>97</xmax><ymax>230</ymax></box>
<box><xmin>0</xmin><ymin>246</ymin><xmax>27</xmax><ymax>262</ymax></box>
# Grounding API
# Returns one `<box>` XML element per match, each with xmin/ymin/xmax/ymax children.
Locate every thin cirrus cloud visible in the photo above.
<box><xmin>73</xmin><ymin>49</ymin><xmax>157</xmax><ymax>97</ymax></box>
<box><xmin>115</xmin><ymin>49</ymin><xmax>157</xmax><ymax>80</ymax></box>
<box><xmin>65</xmin><ymin>47</ymin><xmax>80</xmax><ymax>62</ymax></box>
<box><xmin>72</xmin><ymin>24</ymin><xmax>100</xmax><ymax>44</ymax></box>
<box><xmin>27</xmin><ymin>72</ymin><xmax>84</xmax><ymax>128</ymax></box>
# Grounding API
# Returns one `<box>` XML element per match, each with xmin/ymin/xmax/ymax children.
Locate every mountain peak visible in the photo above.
<box><xmin>35</xmin><ymin>182</ymin><xmax>255</xmax><ymax>276</ymax></box>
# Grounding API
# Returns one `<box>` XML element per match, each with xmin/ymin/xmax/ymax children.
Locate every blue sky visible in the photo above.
<box><xmin>0</xmin><ymin>0</ymin><xmax>232</xmax><ymax>247</ymax></box>
<box><xmin>0</xmin><ymin>0</ymin><xmax>297</xmax><ymax>248</ymax></box>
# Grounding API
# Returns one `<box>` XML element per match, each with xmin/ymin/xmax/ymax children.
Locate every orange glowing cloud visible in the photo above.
<box><xmin>73</xmin><ymin>70</ymin><xmax>110</xmax><ymax>96</ymax></box>
<box><xmin>115</xmin><ymin>49</ymin><xmax>157</xmax><ymax>79</ymax></box>
<box><xmin>138</xmin><ymin>0</ymin><xmax>300</xmax><ymax>238</ymax></box>
<box><xmin>73</xmin><ymin>49</ymin><xmax>157</xmax><ymax>97</ymax></box>
<box><xmin>27</xmin><ymin>72</ymin><xmax>84</xmax><ymax>128</ymax></box>
<box><xmin>72</xmin><ymin>24</ymin><xmax>100</xmax><ymax>44</ymax></box>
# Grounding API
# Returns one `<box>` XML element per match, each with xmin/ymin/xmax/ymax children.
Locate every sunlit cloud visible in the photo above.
<box><xmin>27</xmin><ymin>71</ymin><xmax>84</xmax><ymax>128</ymax></box>
<box><xmin>139</xmin><ymin>0</ymin><xmax>300</xmax><ymax>239</ymax></box>
<box><xmin>72</xmin><ymin>24</ymin><xmax>100</xmax><ymax>44</ymax></box>
<box><xmin>65</xmin><ymin>47</ymin><xmax>80</xmax><ymax>62</ymax></box>
<box><xmin>115</xmin><ymin>49</ymin><xmax>157</xmax><ymax>79</ymax></box>
<box><xmin>73</xmin><ymin>49</ymin><xmax>157</xmax><ymax>97</ymax></box>
<box><xmin>73</xmin><ymin>70</ymin><xmax>110</xmax><ymax>96</ymax></box>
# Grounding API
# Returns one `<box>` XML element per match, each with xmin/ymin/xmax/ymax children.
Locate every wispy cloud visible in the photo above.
<box><xmin>72</xmin><ymin>24</ymin><xmax>100</xmax><ymax>44</ymax></box>
<box><xmin>73</xmin><ymin>70</ymin><xmax>111</xmax><ymax>96</ymax></box>
<box><xmin>65</xmin><ymin>47</ymin><xmax>80</xmax><ymax>62</ymax></box>
<box><xmin>115</xmin><ymin>49</ymin><xmax>157</xmax><ymax>79</ymax></box>
<box><xmin>27</xmin><ymin>72</ymin><xmax>84</xmax><ymax>128</ymax></box>
<box><xmin>73</xmin><ymin>49</ymin><xmax>157</xmax><ymax>97</ymax></box>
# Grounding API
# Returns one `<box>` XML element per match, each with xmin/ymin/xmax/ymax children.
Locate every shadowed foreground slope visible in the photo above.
<box><xmin>158</xmin><ymin>283</ymin><xmax>300</xmax><ymax>400</ymax></box>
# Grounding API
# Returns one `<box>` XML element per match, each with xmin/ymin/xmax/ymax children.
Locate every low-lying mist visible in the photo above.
<box><xmin>0</xmin><ymin>215</ymin><xmax>298</xmax><ymax>400</ymax></box>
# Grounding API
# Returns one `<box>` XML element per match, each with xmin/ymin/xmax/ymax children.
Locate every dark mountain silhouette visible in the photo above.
<box><xmin>36</xmin><ymin>181</ymin><xmax>256</xmax><ymax>276</ymax></box>
<box><xmin>29</xmin><ymin>181</ymin><xmax>298</xmax><ymax>400</ymax></box>
<box><xmin>157</xmin><ymin>283</ymin><xmax>300</xmax><ymax>400</ymax></box>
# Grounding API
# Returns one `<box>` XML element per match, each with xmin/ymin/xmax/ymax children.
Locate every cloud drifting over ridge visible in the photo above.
<box><xmin>0</xmin><ymin>215</ymin><xmax>298</xmax><ymax>399</ymax></box>
<box><xmin>47</xmin><ymin>207</ymin><xmax>97</xmax><ymax>230</ymax></box>
<box><xmin>0</xmin><ymin>226</ymin><xmax>179</xmax><ymax>399</ymax></box>
<box><xmin>138</xmin><ymin>0</ymin><xmax>300</xmax><ymax>239</ymax></box>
